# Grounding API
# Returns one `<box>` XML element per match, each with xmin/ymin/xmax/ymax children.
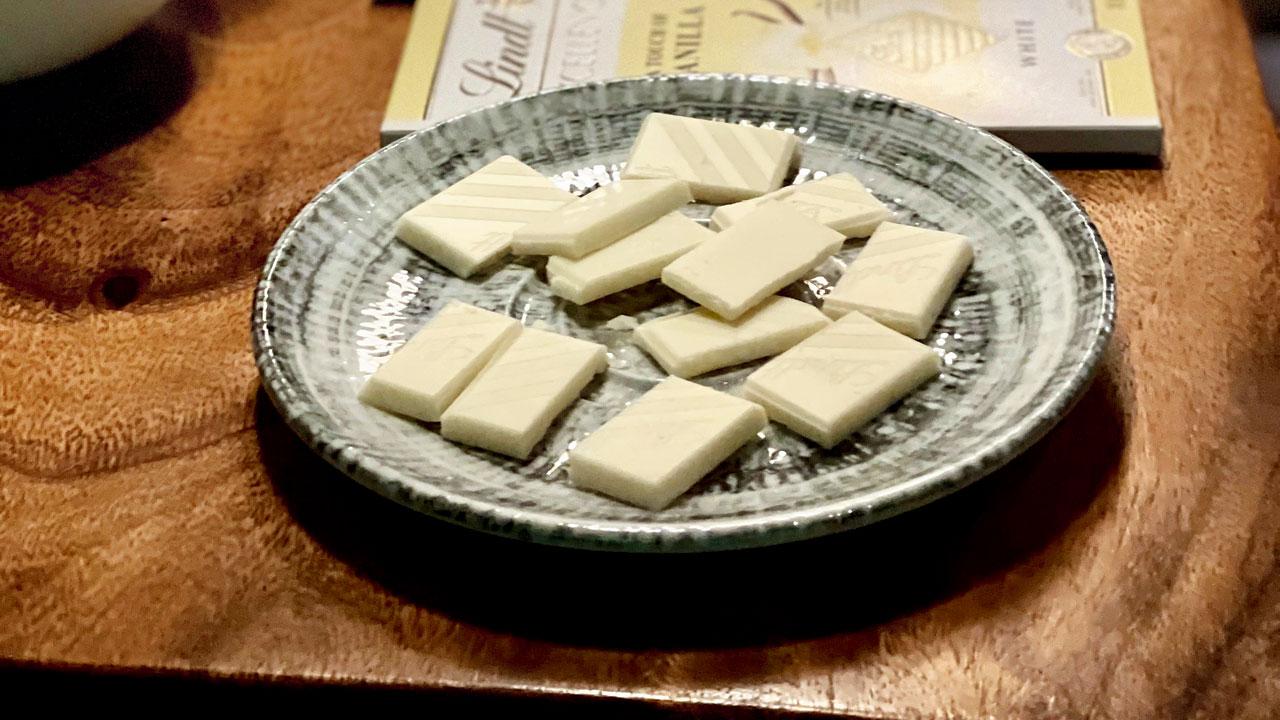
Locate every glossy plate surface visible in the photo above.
<box><xmin>252</xmin><ymin>74</ymin><xmax>1114</xmax><ymax>552</ymax></box>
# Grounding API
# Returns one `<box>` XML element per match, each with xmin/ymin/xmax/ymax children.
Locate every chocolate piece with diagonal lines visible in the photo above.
<box><xmin>711</xmin><ymin>172</ymin><xmax>892</xmax><ymax>237</ymax></box>
<box><xmin>661</xmin><ymin>203</ymin><xmax>843</xmax><ymax>321</ymax></box>
<box><xmin>743</xmin><ymin>311</ymin><xmax>941</xmax><ymax>448</ymax></box>
<box><xmin>511</xmin><ymin>178</ymin><xmax>691</xmax><ymax>259</ymax></box>
<box><xmin>622</xmin><ymin>113</ymin><xmax>801</xmax><ymax>203</ymax></box>
<box><xmin>823</xmin><ymin>221</ymin><xmax>974</xmax><ymax>338</ymax></box>
<box><xmin>568</xmin><ymin>377</ymin><xmax>767</xmax><ymax>510</ymax></box>
<box><xmin>396</xmin><ymin>155</ymin><xmax>575</xmax><ymax>278</ymax></box>
<box><xmin>441</xmin><ymin>326</ymin><xmax>608</xmax><ymax>459</ymax></box>
<box><xmin>358</xmin><ymin>301</ymin><xmax>520</xmax><ymax>422</ymax></box>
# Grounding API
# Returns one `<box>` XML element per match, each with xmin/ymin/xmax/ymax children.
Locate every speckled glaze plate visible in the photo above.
<box><xmin>252</xmin><ymin>74</ymin><xmax>1114</xmax><ymax>552</ymax></box>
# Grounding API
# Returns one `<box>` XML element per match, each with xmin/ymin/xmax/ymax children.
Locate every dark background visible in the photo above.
<box><xmin>1245</xmin><ymin>0</ymin><xmax>1280</xmax><ymax>115</ymax></box>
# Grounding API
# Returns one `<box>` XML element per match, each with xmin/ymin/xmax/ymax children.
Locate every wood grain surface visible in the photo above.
<box><xmin>1</xmin><ymin>0</ymin><xmax>1278</xmax><ymax>716</ymax></box>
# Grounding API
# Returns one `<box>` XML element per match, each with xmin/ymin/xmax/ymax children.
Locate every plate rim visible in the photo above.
<box><xmin>252</xmin><ymin>72</ymin><xmax>1116</xmax><ymax>552</ymax></box>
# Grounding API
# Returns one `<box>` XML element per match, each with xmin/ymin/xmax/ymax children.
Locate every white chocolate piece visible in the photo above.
<box><xmin>441</xmin><ymin>327</ymin><xmax>608</xmax><ymax>459</ymax></box>
<box><xmin>569</xmin><ymin>377</ymin><xmax>767</xmax><ymax>510</ymax></box>
<box><xmin>661</xmin><ymin>204</ymin><xmax>844</xmax><ymax>320</ymax></box>
<box><xmin>511</xmin><ymin>179</ymin><xmax>692</xmax><ymax>259</ymax></box>
<box><xmin>743</xmin><ymin>311</ymin><xmax>941</xmax><ymax>448</ymax></box>
<box><xmin>622</xmin><ymin>113</ymin><xmax>800</xmax><ymax>204</ymax></box>
<box><xmin>396</xmin><ymin>155</ymin><xmax>575</xmax><ymax>278</ymax></box>
<box><xmin>604</xmin><ymin>314</ymin><xmax>639</xmax><ymax>331</ymax></box>
<box><xmin>822</xmin><ymin>222</ymin><xmax>974</xmax><ymax>339</ymax></box>
<box><xmin>634</xmin><ymin>296</ymin><xmax>830</xmax><ymax>378</ymax></box>
<box><xmin>710</xmin><ymin>172</ymin><xmax>891</xmax><ymax>237</ymax></box>
<box><xmin>358</xmin><ymin>301</ymin><xmax>520</xmax><ymax>422</ymax></box>
<box><xmin>546</xmin><ymin>212</ymin><xmax>711</xmax><ymax>304</ymax></box>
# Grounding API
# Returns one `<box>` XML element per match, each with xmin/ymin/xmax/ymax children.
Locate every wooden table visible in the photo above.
<box><xmin>2</xmin><ymin>0</ymin><xmax>1278</xmax><ymax>716</ymax></box>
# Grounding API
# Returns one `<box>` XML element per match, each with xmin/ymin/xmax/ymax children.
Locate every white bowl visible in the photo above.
<box><xmin>0</xmin><ymin>0</ymin><xmax>169</xmax><ymax>83</ymax></box>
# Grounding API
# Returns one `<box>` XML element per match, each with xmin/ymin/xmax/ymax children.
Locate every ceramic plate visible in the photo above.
<box><xmin>252</xmin><ymin>74</ymin><xmax>1114</xmax><ymax>552</ymax></box>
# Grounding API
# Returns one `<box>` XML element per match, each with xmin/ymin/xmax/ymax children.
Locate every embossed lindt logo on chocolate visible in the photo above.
<box><xmin>460</xmin><ymin>11</ymin><xmax>534</xmax><ymax>98</ymax></box>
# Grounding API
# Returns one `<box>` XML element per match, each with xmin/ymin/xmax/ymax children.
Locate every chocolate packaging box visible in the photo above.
<box><xmin>382</xmin><ymin>0</ymin><xmax>1161</xmax><ymax>155</ymax></box>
